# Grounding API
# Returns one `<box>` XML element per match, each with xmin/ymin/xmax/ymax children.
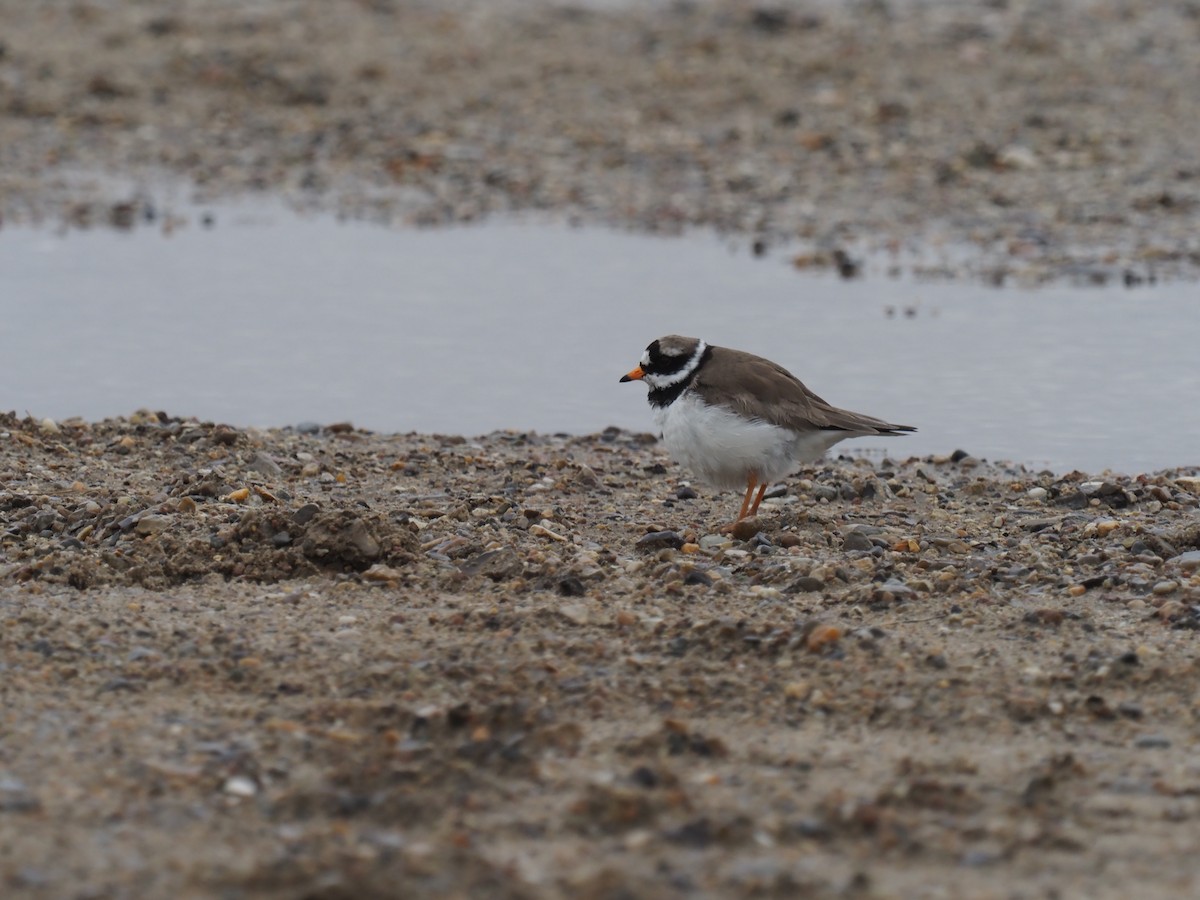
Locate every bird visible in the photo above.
<box><xmin>620</xmin><ymin>335</ymin><xmax>915</xmax><ymax>524</ymax></box>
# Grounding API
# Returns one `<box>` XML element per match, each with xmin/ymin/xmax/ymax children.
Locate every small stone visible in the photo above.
<box><xmin>135</xmin><ymin>514</ymin><xmax>170</xmax><ymax>535</ymax></box>
<box><xmin>248</xmin><ymin>452</ymin><xmax>283</xmax><ymax>477</ymax></box>
<box><xmin>784</xmin><ymin>681</ymin><xmax>811</xmax><ymax>700</ymax></box>
<box><xmin>842</xmin><ymin>531</ymin><xmax>873</xmax><ymax>552</ymax></box>
<box><xmin>872</xmin><ymin>580</ymin><xmax>916</xmax><ymax>602</ymax></box>
<box><xmin>530</xmin><ymin>523</ymin><xmax>568</xmax><ymax>542</ymax></box>
<box><xmin>1174</xmin><ymin>476</ymin><xmax>1200</xmax><ymax>494</ymax></box>
<box><xmin>1169</xmin><ymin>550</ymin><xmax>1200</xmax><ymax>571</ymax></box>
<box><xmin>223</xmin><ymin>776</ymin><xmax>258</xmax><ymax>797</ymax></box>
<box><xmin>293</xmin><ymin>503</ymin><xmax>320</xmax><ymax>525</ymax></box>
<box><xmin>1026</xmin><ymin>487</ymin><xmax>1048</xmax><ymax>501</ymax></box>
<box><xmin>804</xmin><ymin>623</ymin><xmax>842</xmax><ymax>652</ymax></box>
<box><xmin>1134</xmin><ymin>734</ymin><xmax>1171</xmax><ymax>749</ymax></box>
<box><xmin>729</xmin><ymin>518</ymin><xmax>762</xmax><ymax>542</ymax></box>
<box><xmin>777</xmin><ymin>533</ymin><xmax>802</xmax><ymax>549</ymax></box>
<box><xmin>362</xmin><ymin>563</ymin><xmax>404</xmax><ymax>584</ymax></box>
<box><xmin>210</xmin><ymin>425</ymin><xmax>239</xmax><ymax>446</ymax></box>
<box><xmin>39</xmin><ymin>417</ymin><xmax>60</xmax><ymax>434</ymax></box>
<box><xmin>699</xmin><ymin>534</ymin><xmax>731</xmax><ymax>551</ymax></box>
<box><xmin>676</xmin><ymin>485</ymin><xmax>699</xmax><ymax>500</ymax></box>
<box><xmin>636</xmin><ymin>531</ymin><xmax>684</xmax><ymax>551</ymax></box>
<box><xmin>226</xmin><ymin>487</ymin><xmax>251</xmax><ymax>503</ymax></box>
<box><xmin>461</xmin><ymin>548</ymin><xmax>522</xmax><ymax>581</ymax></box>
<box><xmin>789</xmin><ymin>575</ymin><xmax>825</xmax><ymax>593</ymax></box>
<box><xmin>295</xmin><ymin>421</ymin><xmax>321</xmax><ymax>435</ymax></box>
<box><xmin>558</xmin><ymin>576</ymin><xmax>586</xmax><ymax>596</ymax></box>
<box><xmin>811</xmin><ymin>484</ymin><xmax>839</xmax><ymax>501</ymax></box>
<box><xmin>1067</xmin><ymin>584</ymin><xmax>1087</xmax><ymax>597</ymax></box>
<box><xmin>558</xmin><ymin>603</ymin><xmax>590</xmax><ymax>626</ymax></box>
<box><xmin>1152</xmin><ymin>580</ymin><xmax>1179</xmax><ymax>595</ymax></box>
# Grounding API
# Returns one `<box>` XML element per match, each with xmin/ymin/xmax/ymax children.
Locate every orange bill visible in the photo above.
<box><xmin>619</xmin><ymin>366</ymin><xmax>645</xmax><ymax>383</ymax></box>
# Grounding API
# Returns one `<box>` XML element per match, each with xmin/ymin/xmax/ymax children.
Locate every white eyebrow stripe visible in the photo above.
<box><xmin>645</xmin><ymin>339</ymin><xmax>707</xmax><ymax>389</ymax></box>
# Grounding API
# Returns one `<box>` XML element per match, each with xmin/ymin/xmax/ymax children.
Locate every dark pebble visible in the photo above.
<box><xmin>842</xmin><ymin>531</ymin><xmax>873</xmax><ymax>552</ymax></box>
<box><xmin>296</xmin><ymin>421</ymin><xmax>322</xmax><ymax>435</ymax></box>
<box><xmin>1117</xmin><ymin>702</ymin><xmax>1144</xmax><ymax>720</ymax></box>
<box><xmin>789</xmin><ymin>575</ymin><xmax>825</xmax><ymax>593</ymax></box>
<box><xmin>630</xmin><ymin>765</ymin><xmax>659</xmax><ymax>788</ymax></box>
<box><xmin>676</xmin><ymin>485</ymin><xmax>699</xmax><ymax>500</ymax></box>
<box><xmin>684</xmin><ymin>570</ymin><xmax>713</xmax><ymax>587</ymax></box>
<box><xmin>557</xmin><ymin>576</ymin><xmax>586</xmax><ymax>597</ymax></box>
<box><xmin>293</xmin><ymin>503</ymin><xmax>320</xmax><ymax>525</ymax></box>
<box><xmin>636</xmin><ymin>530</ymin><xmax>685</xmax><ymax>551</ymax></box>
<box><xmin>811</xmin><ymin>484</ymin><xmax>839</xmax><ymax>502</ymax></box>
<box><xmin>1134</xmin><ymin>734</ymin><xmax>1171</xmax><ymax>749</ymax></box>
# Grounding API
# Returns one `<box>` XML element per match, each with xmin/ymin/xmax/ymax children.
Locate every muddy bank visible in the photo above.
<box><xmin>2</xmin><ymin>1</ymin><xmax>1200</xmax><ymax>283</ymax></box>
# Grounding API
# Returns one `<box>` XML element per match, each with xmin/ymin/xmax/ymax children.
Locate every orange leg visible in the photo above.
<box><xmin>748</xmin><ymin>482</ymin><xmax>768</xmax><ymax>517</ymax></box>
<box><xmin>737</xmin><ymin>472</ymin><xmax>759</xmax><ymax>521</ymax></box>
<box><xmin>720</xmin><ymin>473</ymin><xmax>762</xmax><ymax>533</ymax></box>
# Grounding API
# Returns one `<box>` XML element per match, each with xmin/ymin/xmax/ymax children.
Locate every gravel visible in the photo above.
<box><xmin>3</xmin><ymin>411</ymin><xmax>1200</xmax><ymax>897</ymax></box>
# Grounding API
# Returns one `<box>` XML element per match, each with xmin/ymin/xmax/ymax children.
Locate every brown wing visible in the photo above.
<box><xmin>693</xmin><ymin>346</ymin><xmax>916</xmax><ymax>435</ymax></box>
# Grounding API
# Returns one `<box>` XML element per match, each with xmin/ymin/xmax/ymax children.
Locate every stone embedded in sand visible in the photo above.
<box><xmin>460</xmin><ymin>548</ymin><xmax>522</xmax><ymax>582</ymax></box>
<box><xmin>135</xmin><ymin>514</ymin><xmax>170</xmax><ymax>535</ymax></box>
<box><xmin>635</xmin><ymin>531</ymin><xmax>684</xmax><ymax>552</ymax></box>
<box><xmin>1175</xmin><ymin>476</ymin><xmax>1200</xmax><ymax>494</ymax></box>
<box><xmin>728</xmin><ymin>518</ymin><xmax>762</xmax><ymax>542</ymax></box>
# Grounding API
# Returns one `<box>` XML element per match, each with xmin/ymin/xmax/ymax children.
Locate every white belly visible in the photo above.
<box><xmin>654</xmin><ymin>392</ymin><xmax>847</xmax><ymax>489</ymax></box>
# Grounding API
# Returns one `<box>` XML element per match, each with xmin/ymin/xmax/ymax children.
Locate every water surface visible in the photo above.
<box><xmin>2</xmin><ymin>205</ymin><xmax>1197</xmax><ymax>474</ymax></box>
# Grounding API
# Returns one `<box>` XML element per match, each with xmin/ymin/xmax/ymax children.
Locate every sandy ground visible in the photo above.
<box><xmin>4</xmin><ymin>1</ymin><xmax>1200</xmax><ymax>898</ymax></box>
<box><xmin>3</xmin><ymin>414</ymin><xmax>1200</xmax><ymax>899</ymax></box>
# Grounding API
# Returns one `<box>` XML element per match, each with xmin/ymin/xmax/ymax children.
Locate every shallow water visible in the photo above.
<box><xmin>2</xmin><ymin>204</ymin><xmax>1197</xmax><ymax>474</ymax></box>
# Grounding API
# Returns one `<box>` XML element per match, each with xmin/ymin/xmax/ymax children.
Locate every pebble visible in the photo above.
<box><xmin>135</xmin><ymin>514</ymin><xmax>170</xmax><ymax>535</ymax></box>
<box><xmin>635</xmin><ymin>531</ymin><xmax>684</xmax><ymax>551</ymax></box>
<box><xmin>529</xmin><ymin>523</ymin><xmax>568</xmax><ymax>542</ymax></box>
<box><xmin>1133</xmin><ymin>735</ymin><xmax>1172</xmax><ymax>749</ymax></box>
<box><xmin>1026</xmin><ymin>487</ymin><xmax>1048</xmax><ymax>501</ymax></box>
<box><xmin>223</xmin><ymin>776</ymin><xmax>258</xmax><ymax>797</ymax></box>
<box><xmin>729</xmin><ymin>518</ymin><xmax>762</xmax><ymax>542</ymax></box>
<box><xmin>842</xmin><ymin>531</ymin><xmax>873</xmax><ymax>552</ymax></box>
<box><xmin>558</xmin><ymin>603</ymin><xmax>590</xmax><ymax>626</ymax></box>
<box><xmin>248</xmin><ymin>452</ymin><xmax>283</xmax><ymax>477</ymax></box>
<box><xmin>1169</xmin><ymin>550</ymin><xmax>1200</xmax><ymax>571</ymax></box>
<box><xmin>1152</xmin><ymin>580</ymin><xmax>1179</xmax><ymax>595</ymax></box>
<box><xmin>293</xmin><ymin>503</ymin><xmax>320</xmax><ymax>525</ymax></box>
